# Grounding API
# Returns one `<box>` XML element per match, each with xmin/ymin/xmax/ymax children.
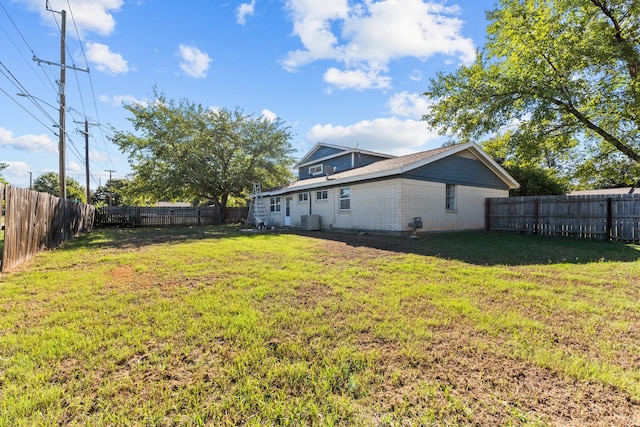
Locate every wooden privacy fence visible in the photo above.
<box><xmin>96</xmin><ymin>206</ymin><xmax>221</xmax><ymax>227</ymax></box>
<box><xmin>1</xmin><ymin>184</ymin><xmax>95</xmax><ymax>272</ymax></box>
<box><xmin>486</xmin><ymin>194</ymin><xmax>640</xmax><ymax>241</ymax></box>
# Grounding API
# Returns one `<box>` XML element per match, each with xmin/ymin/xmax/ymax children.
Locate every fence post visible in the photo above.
<box><xmin>534</xmin><ymin>198</ymin><xmax>539</xmax><ymax>235</ymax></box>
<box><xmin>606</xmin><ymin>197</ymin><xmax>612</xmax><ymax>241</ymax></box>
<box><xmin>485</xmin><ymin>198</ymin><xmax>490</xmax><ymax>231</ymax></box>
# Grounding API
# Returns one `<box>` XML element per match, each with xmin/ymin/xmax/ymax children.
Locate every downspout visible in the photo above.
<box><xmin>309</xmin><ymin>191</ymin><xmax>312</xmax><ymax>214</ymax></box>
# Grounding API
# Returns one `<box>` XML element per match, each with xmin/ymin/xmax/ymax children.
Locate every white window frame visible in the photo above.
<box><xmin>446</xmin><ymin>184</ymin><xmax>456</xmax><ymax>211</ymax></box>
<box><xmin>270</xmin><ymin>196</ymin><xmax>281</xmax><ymax>212</ymax></box>
<box><xmin>298</xmin><ymin>193</ymin><xmax>308</xmax><ymax>202</ymax></box>
<box><xmin>316</xmin><ymin>190</ymin><xmax>328</xmax><ymax>201</ymax></box>
<box><xmin>309</xmin><ymin>164</ymin><xmax>323</xmax><ymax>176</ymax></box>
<box><xmin>339</xmin><ymin>187</ymin><xmax>350</xmax><ymax>211</ymax></box>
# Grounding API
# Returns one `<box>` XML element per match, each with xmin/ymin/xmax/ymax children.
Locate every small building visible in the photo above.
<box><xmin>250</xmin><ymin>142</ymin><xmax>519</xmax><ymax>233</ymax></box>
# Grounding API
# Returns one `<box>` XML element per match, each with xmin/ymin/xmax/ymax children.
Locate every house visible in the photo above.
<box><xmin>250</xmin><ymin>142</ymin><xmax>519</xmax><ymax>233</ymax></box>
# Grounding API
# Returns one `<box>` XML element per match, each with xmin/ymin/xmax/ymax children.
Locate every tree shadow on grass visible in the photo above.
<box><xmin>296</xmin><ymin>229</ymin><xmax>640</xmax><ymax>266</ymax></box>
<box><xmin>69</xmin><ymin>225</ymin><xmax>640</xmax><ymax>266</ymax></box>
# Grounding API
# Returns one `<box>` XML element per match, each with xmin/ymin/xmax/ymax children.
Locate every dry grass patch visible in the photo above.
<box><xmin>1</xmin><ymin>226</ymin><xmax>639</xmax><ymax>426</ymax></box>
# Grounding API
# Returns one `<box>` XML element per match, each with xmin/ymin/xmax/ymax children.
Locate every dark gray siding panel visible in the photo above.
<box><xmin>298</xmin><ymin>153</ymin><xmax>391</xmax><ymax>180</ymax></box>
<box><xmin>307</xmin><ymin>146</ymin><xmax>344</xmax><ymax>162</ymax></box>
<box><xmin>402</xmin><ymin>156</ymin><xmax>509</xmax><ymax>190</ymax></box>
<box><xmin>353</xmin><ymin>153</ymin><xmax>389</xmax><ymax>168</ymax></box>
<box><xmin>299</xmin><ymin>153</ymin><xmax>354</xmax><ymax>180</ymax></box>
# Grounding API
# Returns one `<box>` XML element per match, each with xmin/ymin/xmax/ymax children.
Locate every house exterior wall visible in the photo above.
<box><xmin>266</xmin><ymin>178</ymin><xmax>508</xmax><ymax>232</ymax></box>
<box><xmin>298</xmin><ymin>152</ymin><xmax>393</xmax><ymax>180</ymax></box>
<box><xmin>400</xmin><ymin>180</ymin><xmax>507</xmax><ymax>231</ymax></box>
<box><xmin>403</xmin><ymin>154</ymin><xmax>510</xmax><ymax>190</ymax></box>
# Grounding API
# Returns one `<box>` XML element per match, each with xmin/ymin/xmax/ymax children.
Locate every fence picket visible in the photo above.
<box><xmin>1</xmin><ymin>185</ymin><xmax>95</xmax><ymax>272</ymax></box>
<box><xmin>487</xmin><ymin>194</ymin><xmax>640</xmax><ymax>241</ymax></box>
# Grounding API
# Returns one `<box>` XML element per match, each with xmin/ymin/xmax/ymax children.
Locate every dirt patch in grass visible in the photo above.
<box><xmin>305</xmin><ymin>233</ymin><xmax>640</xmax><ymax>426</ymax></box>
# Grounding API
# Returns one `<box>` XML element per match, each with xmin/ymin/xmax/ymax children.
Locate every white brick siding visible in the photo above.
<box><xmin>267</xmin><ymin>178</ymin><xmax>509</xmax><ymax>232</ymax></box>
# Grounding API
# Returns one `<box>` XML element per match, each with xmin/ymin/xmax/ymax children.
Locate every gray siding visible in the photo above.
<box><xmin>402</xmin><ymin>156</ymin><xmax>509</xmax><ymax>190</ymax></box>
<box><xmin>306</xmin><ymin>146</ymin><xmax>344</xmax><ymax>163</ymax></box>
<box><xmin>298</xmin><ymin>152</ymin><xmax>391</xmax><ymax>180</ymax></box>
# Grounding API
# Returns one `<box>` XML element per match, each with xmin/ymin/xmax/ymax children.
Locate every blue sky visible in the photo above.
<box><xmin>1</xmin><ymin>0</ymin><xmax>491</xmax><ymax>189</ymax></box>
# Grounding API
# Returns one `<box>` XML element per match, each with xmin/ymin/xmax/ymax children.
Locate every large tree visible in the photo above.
<box><xmin>33</xmin><ymin>172</ymin><xmax>86</xmax><ymax>202</ymax></box>
<box><xmin>423</xmin><ymin>0</ymin><xmax>640</xmax><ymax>184</ymax></box>
<box><xmin>0</xmin><ymin>162</ymin><xmax>8</xmax><ymax>185</ymax></box>
<box><xmin>111</xmin><ymin>89</ymin><xmax>296</xmax><ymax>218</ymax></box>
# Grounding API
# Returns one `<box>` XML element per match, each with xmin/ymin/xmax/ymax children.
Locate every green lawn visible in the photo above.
<box><xmin>1</xmin><ymin>226</ymin><xmax>639</xmax><ymax>426</ymax></box>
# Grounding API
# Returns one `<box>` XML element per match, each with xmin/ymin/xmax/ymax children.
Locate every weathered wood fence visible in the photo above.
<box><xmin>1</xmin><ymin>184</ymin><xmax>95</xmax><ymax>272</ymax></box>
<box><xmin>96</xmin><ymin>206</ymin><xmax>222</xmax><ymax>227</ymax></box>
<box><xmin>486</xmin><ymin>194</ymin><xmax>640</xmax><ymax>241</ymax></box>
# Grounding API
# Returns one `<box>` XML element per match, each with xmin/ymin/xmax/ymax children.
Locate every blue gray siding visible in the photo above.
<box><xmin>402</xmin><ymin>155</ymin><xmax>509</xmax><ymax>190</ymax></box>
<box><xmin>298</xmin><ymin>152</ymin><xmax>391</xmax><ymax>180</ymax></box>
<box><xmin>306</xmin><ymin>146</ymin><xmax>344</xmax><ymax>163</ymax></box>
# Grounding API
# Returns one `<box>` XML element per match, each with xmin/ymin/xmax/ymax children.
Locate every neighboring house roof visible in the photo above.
<box><xmin>294</xmin><ymin>142</ymin><xmax>396</xmax><ymax>168</ymax></box>
<box><xmin>569</xmin><ymin>187</ymin><xmax>637</xmax><ymax>196</ymax></box>
<box><xmin>264</xmin><ymin>142</ymin><xmax>519</xmax><ymax>196</ymax></box>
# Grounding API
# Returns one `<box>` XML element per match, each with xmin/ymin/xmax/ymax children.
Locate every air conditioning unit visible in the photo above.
<box><xmin>300</xmin><ymin>214</ymin><xmax>320</xmax><ymax>231</ymax></box>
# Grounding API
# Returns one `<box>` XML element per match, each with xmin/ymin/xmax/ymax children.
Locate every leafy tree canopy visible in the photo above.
<box><xmin>91</xmin><ymin>179</ymin><xmax>128</xmax><ymax>207</ymax></box>
<box><xmin>33</xmin><ymin>172</ymin><xmax>86</xmax><ymax>202</ymax></box>
<box><xmin>111</xmin><ymin>88</ymin><xmax>296</xmax><ymax>217</ymax></box>
<box><xmin>0</xmin><ymin>162</ymin><xmax>8</xmax><ymax>185</ymax></box>
<box><xmin>506</xmin><ymin>164</ymin><xmax>569</xmax><ymax>196</ymax></box>
<box><xmin>423</xmin><ymin>0</ymin><xmax>640</xmax><ymax>184</ymax></box>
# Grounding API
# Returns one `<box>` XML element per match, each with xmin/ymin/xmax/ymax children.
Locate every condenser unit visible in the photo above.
<box><xmin>300</xmin><ymin>214</ymin><xmax>320</xmax><ymax>231</ymax></box>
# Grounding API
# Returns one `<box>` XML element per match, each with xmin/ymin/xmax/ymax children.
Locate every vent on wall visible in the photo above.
<box><xmin>300</xmin><ymin>214</ymin><xmax>320</xmax><ymax>231</ymax></box>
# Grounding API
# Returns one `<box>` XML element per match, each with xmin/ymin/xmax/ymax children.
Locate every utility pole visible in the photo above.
<box><xmin>32</xmin><ymin>6</ymin><xmax>89</xmax><ymax>199</ymax></box>
<box><xmin>104</xmin><ymin>169</ymin><xmax>116</xmax><ymax>206</ymax></box>
<box><xmin>59</xmin><ymin>9</ymin><xmax>66</xmax><ymax>199</ymax></box>
<box><xmin>29</xmin><ymin>171</ymin><xmax>32</xmax><ymax>190</ymax></box>
<box><xmin>75</xmin><ymin>119</ymin><xmax>99</xmax><ymax>203</ymax></box>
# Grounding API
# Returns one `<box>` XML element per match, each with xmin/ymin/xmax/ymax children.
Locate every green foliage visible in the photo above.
<box><xmin>505</xmin><ymin>164</ymin><xmax>568</xmax><ymax>196</ymax></box>
<box><xmin>91</xmin><ymin>179</ymin><xmax>136</xmax><ymax>206</ymax></box>
<box><xmin>111</xmin><ymin>87</ymin><xmax>296</xmax><ymax>217</ymax></box>
<box><xmin>0</xmin><ymin>162</ymin><xmax>8</xmax><ymax>185</ymax></box>
<box><xmin>33</xmin><ymin>172</ymin><xmax>86</xmax><ymax>203</ymax></box>
<box><xmin>423</xmin><ymin>0</ymin><xmax>640</xmax><ymax>178</ymax></box>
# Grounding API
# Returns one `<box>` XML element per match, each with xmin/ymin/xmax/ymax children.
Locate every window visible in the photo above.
<box><xmin>309</xmin><ymin>164</ymin><xmax>323</xmax><ymax>175</ymax></box>
<box><xmin>446</xmin><ymin>184</ymin><xmax>456</xmax><ymax>210</ymax></box>
<box><xmin>298</xmin><ymin>193</ymin><xmax>308</xmax><ymax>202</ymax></box>
<box><xmin>270</xmin><ymin>197</ymin><xmax>281</xmax><ymax>212</ymax></box>
<box><xmin>339</xmin><ymin>187</ymin><xmax>350</xmax><ymax>210</ymax></box>
<box><xmin>316</xmin><ymin>190</ymin><xmax>328</xmax><ymax>200</ymax></box>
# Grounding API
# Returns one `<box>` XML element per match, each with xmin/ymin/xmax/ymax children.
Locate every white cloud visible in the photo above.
<box><xmin>387</xmin><ymin>92</ymin><xmax>432</xmax><ymax>119</ymax></box>
<box><xmin>237</xmin><ymin>0</ymin><xmax>256</xmax><ymax>25</ymax></box>
<box><xmin>262</xmin><ymin>109</ymin><xmax>278</xmax><ymax>121</ymax></box>
<box><xmin>0</xmin><ymin>127</ymin><xmax>57</xmax><ymax>154</ymax></box>
<box><xmin>282</xmin><ymin>0</ymin><xmax>476</xmax><ymax>90</ymax></box>
<box><xmin>99</xmin><ymin>94</ymin><xmax>147</xmax><ymax>107</ymax></box>
<box><xmin>22</xmin><ymin>0</ymin><xmax>124</xmax><ymax>36</ymax></box>
<box><xmin>178</xmin><ymin>44</ymin><xmax>212</xmax><ymax>78</ymax></box>
<box><xmin>2</xmin><ymin>161</ymin><xmax>31</xmax><ymax>184</ymax></box>
<box><xmin>85</xmin><ymin>42</ymin><xmax>129</xmax><ymax>74</ymax></box>
<box><xmin>307</xmin><ymin>117</ymin><xmax>442</xmax><ymax>156</ymax></box>
<box><xmin>408</xmin><ymin>69</ymin><xmax>423</xmax><ymax>82</ymax></box>
<box><xmin>324</xmin><ymin>67</ymin><xmax>391</xmax><ymax>90</ymax></box>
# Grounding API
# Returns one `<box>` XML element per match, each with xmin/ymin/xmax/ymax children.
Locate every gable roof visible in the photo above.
<box><xmin>265</xmin><ymin>142</ymin><xmax>519</xmax><ymax>195</ymax></box>
<box><xmin>295</xmin><ymin>142</ymin><xmax>395</xmax><ymax>168</ymax></box>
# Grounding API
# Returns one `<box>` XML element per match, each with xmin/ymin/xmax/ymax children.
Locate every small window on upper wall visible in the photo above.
<box><xmin>446</xmin><ymin>184</ymin><xmax>456</xmax><ymax>210</ymax></box>
<box><xmin>298</xmin><ymin>193</ymin><xmax>308</xmax><ymax>202</ymax></box>
<box><xmin>316</xmin><ymin>190</ymin><xmax>328</xmax><ymax>200</ymax></box>
<box><xmin>309</xmin><ymin>164</ymin><xmax>323</xmax><ymax>175</ymax></box>
<box><xmin>339</xmin><ymin>187</ymin><xmax>350</xmax><ymax>210</ymax></box>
